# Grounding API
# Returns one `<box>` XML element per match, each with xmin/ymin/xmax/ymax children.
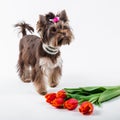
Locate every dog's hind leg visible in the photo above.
<box><xmin>17</xmin><ymin>52</ymin><xmax>32</xmax><ymax>83</ymax></box>
<box><xmin>17</xmin><ymin>52</ymin><xmax>24</xmax><ymax>80</ymax></box>
<box><xmin>21</xmin><ymin>65</ymin><xmax>32</xmax><ymax>83</ymax></box>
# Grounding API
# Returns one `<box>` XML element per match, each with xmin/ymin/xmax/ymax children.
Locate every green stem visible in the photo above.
<box><xmin>64</xmin><ymin>86</ymin><xmax>120</xmax><ymax>106</ymax></box>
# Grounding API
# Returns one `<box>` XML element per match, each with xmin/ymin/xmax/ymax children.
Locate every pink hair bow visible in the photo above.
<box><xmin>49</xmin><ymin>17</ymin><xmax>60</xmax><ymax>23</ymax></box>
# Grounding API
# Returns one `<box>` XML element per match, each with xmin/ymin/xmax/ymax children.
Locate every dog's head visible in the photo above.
<box><xmin>36</xmin><ymin>10</ymin><xmax>74</xmax><ymax>47</ymax></box>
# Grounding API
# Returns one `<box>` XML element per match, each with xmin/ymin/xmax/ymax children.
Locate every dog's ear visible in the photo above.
<box><xmin>36</xmin><ymin>15</ymin><xmax>46</xmax><ymax>33</ymax></box>
<box><xmin>59</xmin><ymin>10</ymin><xmax>68</xmax><ymax>22</ymax></box>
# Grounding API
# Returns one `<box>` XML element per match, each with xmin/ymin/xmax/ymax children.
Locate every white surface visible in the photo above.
<box><xmin>0</xmin><ymin>0</ymin><xmax>120</xmax><ymax>120</ymax></box>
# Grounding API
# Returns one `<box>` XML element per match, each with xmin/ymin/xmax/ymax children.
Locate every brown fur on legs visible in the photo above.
<box><xmin>49</xmin><ymin>66</ymin><xmax>62</xmax><ymax>88</ymax></box>
<box><xmin>21</xmin><ymin>65</ymin><xmax>32</xmax><ymax>83</ymax></box>
<box><xmin>33</xmin><ymin>69</ymin><xmax>47</xmax><ymax>95</ymax></box>
<box><xmin>15</xmin><ymin>10</ymin><xmax>73</xmax><ymax>95</ymax></box>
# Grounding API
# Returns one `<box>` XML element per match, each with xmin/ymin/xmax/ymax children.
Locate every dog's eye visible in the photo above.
<box><xmin>63</xmin><ymin>25</ymin><xmax>69</xmax><ymax>29</ymax></box>
<box><xmin>51</xmin><ymin>27</ymin><xmax>56</xmax><ymax>33</ymax></box>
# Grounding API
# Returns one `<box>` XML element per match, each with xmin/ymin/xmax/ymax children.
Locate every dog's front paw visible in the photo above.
<box><xmin>37</xmin><ymin>89</ymin><xmax>47</xmax><ymax>95</ymax></box>
<box><xmin>38</xmin><ymin>91</ymin><xmax>47</xmax><ymax>95</ymax></box>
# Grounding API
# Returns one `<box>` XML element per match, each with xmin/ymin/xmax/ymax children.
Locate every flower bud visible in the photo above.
<box><xmin>56</xmin><ymin>90</ymin><xmax>67</xmax><ymax>99</ymax></box>
<box><xmin>51</xmin><ymin>97</ymin><xmax>65</xmax><ymax>108</ymax></box>
<box><xmin>64</xmin><ymin>98</ymin><xmax>78</xmax><ymax>110</ymax></box>
<box><xmin>79</xmin><ymin>101</ymin><xmax>94</xmax><ymax>115</ymax></box>
<box><xmin>45</xmin><ymin>93</ymin><xmax>56</xmax><ymax>104</ymax></box>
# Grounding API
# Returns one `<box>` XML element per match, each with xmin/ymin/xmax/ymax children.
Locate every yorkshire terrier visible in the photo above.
<box><xmin>15</xmin><ymin>10</ymin><xmax>73</xmax><ymax>95</ymax></box>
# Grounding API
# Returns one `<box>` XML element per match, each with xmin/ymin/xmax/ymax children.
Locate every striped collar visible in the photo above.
<box><xmin>42</xmin><ymin>43</ymin><xmax>59</xmax><ymax>55</ymax></box>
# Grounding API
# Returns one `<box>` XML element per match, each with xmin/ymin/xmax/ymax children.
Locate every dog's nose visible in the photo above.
<box><xmin>62</xmin><ymin>33</ymin><xmax>66</xmax><ymax>36</ymax></box>
<box><xmin>58</xmin><ymin>38</ymin><xmax>63</xmax><ymax>45</ymax></box>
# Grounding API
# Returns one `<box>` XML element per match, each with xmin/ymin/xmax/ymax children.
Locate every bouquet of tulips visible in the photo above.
<box><xmin>45</xmin><ymin>85</ymin><xmax>120</xmax><ymax>115</ymax></box>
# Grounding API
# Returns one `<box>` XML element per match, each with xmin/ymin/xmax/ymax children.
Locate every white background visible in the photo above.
<box><xmin>0</xmin><ymin>0</ymin><xmax>120</xmax><ymax>120</ymax></box>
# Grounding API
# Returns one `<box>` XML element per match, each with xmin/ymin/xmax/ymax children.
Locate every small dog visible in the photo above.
<box><xmin>15</xmin><ymin>10</ymin><xmax>73</xmax><ymax>95</ymax></box>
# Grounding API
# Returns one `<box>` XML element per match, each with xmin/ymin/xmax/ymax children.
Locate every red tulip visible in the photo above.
<box><xmin>56</xmin><ymin>90</ymin><xmax>67</xmax><ymax>99</ymax></box>
<box><xmin>51</xmin><ymin>97</ymin><xmax>65</xmax><ymax>108</ymax></box>
<box><xmin>45</xmin><ymin>93</ymin><xmax>56</xmax><ymax>104</ymax></box>
<box><xmin>79</xmin><ymin>101</ymin><xmax>94</xmax><ymax>115</ymax></box>
<box><xmin>64</xmin><ymin>98</ymin><xmax>78</xmax><ymax>110</ymax></box>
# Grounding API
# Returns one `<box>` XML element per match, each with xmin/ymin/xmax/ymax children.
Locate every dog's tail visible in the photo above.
<box><xmin>14</xmin><ymin>22</ymin><xmax>34</xmax><ymax>36</ymax></box>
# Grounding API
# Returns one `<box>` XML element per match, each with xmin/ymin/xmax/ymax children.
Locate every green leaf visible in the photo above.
<box><xmin>64</xmin><ymin>86</ymin><xmax>114</xmax><ymax>95</ymax></box>
<box><xmin>64</xmin><ymin>86</ymin><xmax>120</xmax><ymax>107</ymax></box>
<box><xmin>98</xmin><ymin>87</ymin><xmax>120</xmax><ymax>103</ymax></box>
